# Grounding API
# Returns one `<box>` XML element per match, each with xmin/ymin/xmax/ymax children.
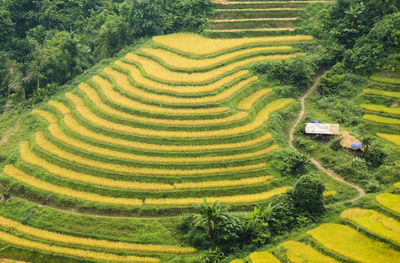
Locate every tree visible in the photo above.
<box><xmin>131</xmin><ymin>0</ymin><xmax>165</xmax><ymax>37</ymax></box>
<box><xmin>164</xmin><ymin>0</ymin><xmax>214</xmax><ymax>33</ymax></box>
<box><xmin>0</xmin><ymin>8</ymin><xmax>15</xmax><ymax>50</ymax></box>
<box><xmin>292</xmin><ymin>174</ymin><xmax>325</xmax><ymax>217</ymax></box>
<box><xmin>281</xmin><ymin>151</ymin><xmax>310</xmax><ymax>177</ymax></box>
<box><xmin>94</xmin><ymin>15</ymin><xmax>129</xmax><ymax>58</ymax></box>
<box><xmin>193</xmin><ymin>199</ymin><xmax>230</xmax><ymax>246</ymax></box>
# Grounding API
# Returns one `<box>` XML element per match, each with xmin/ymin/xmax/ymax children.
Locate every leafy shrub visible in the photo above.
<box><xmin>281</xmin><ymin>152</ymin><xmax>310</xmax><ymax>177</ymax></box>
<box><xmin>253</xmin><ymin>57</ymin><xmax>317</xmax><ymax>90</ymax></box>
<box><xmin>242</xmin><ymin>207</ymin><xmax>272</xmax><ymax>246</ymax></box>
<box><xmin>330</xmin><ymin>137</ymin><xmax>342</xmax><ymax>151</ymax></box>
<box><xmin>374</xmin><ymin>164</ymin><xmax>400</xmax><ymax>184</ymax></box>
<box><xmin>292</xmin><ymin>174</ymin><xmax>325</xmax><ymax>217</ymax></box>
<box><xmin>363</xmin><ymin>143</ymin><xmax>387</xmax><ymax>168</ymax></box>
<box><xmin>201</xmin><ymin>248</ymin><xmax>225</xmax><ymax>263</ymax></box>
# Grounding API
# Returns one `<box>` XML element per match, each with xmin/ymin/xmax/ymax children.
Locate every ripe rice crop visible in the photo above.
<box><xmin>174</xmin><ymin>175</ymin><xmax>273</xmax><ymax>190</ymax></box>
<box><xmin>0</xmin><ymin>259</ymin><xmax>28</xmax><ymax>263</ymax></box>
<box><xmin>395</xmin><ymin>182</ymin><xmax>400</xmax><ymax>189</ymax></box>
<box><xmin>55</xmin><ymin>109</ymin><xmax>273</xmax><ymax>152</ymax></box>
<box><xmin>341</xmin><ymin>208</ymin><xmax>400</xmax><ymax>245</ymax></box>
<box><xmin>4</xmin><ymin>165</ymin><xmax>143</xmax><ymax>206</ymax></box>
<box><xmin>0</xmin><ymin>215</ymin><xmax>195</xmax><ymax>254</ymax></box>
<box><xmin>124</xmin><ymin>53</ymin><xmax>305</xmax><ymax>84</ymax></box>
<box><xmin>307</xmin><ymin>223</ymin><xmax>400</xmax><ymax>263</ymax></box>
<box><xmin>360</xmin><ymin>104</ymin><xmax>400</xmax><ymax>115</ymax></box>
<box><xmin>0</xmin><ymin>229</ymin><xmax>159</xmax><ymax>263</ymax></box>
<box><xmin>34</xmin><ymin>132</ymin><xmax>267</xmax><ymax>176</ymax></box>
<box><xmin>104</xmin><ymin>67</ymin><xmax>259</xmax><ymax>105</ymax></box>
<box><xmin>47</xmin><ymin>124</ymin><xmax>278</xmax><ymax>164</ymax></box>
<box><xmin>363</xmin><ymin>88</ymin><xmax>400</xmax><ymax>99</ymax></box>
<box><xmin>144</xmin><ymin>187</ymin><xmax>289</xmax><ymax>206</ymax></box>
<box><xmin>140</xmin><ymin>46</ymin><xmax>292</xmax><ymax>70</ymax></box>
<box><xmin>363</xmin><ymin>114</ymin><xmax>400</xmax><ymax>125</ymax></box>
<box><xmin>249</xmin><ymin>251</ymin><xmax>280</xmax><ymax>263</ymax></box>
<box><xmin>90</xmin><ymin>76</ymin><xmax>248</xmax><ymax>126</ymax></box>
<box><xmin>68</xmin><ymin>92</ymin><xmax>229</xmax><ymax>119</ymax></box>
<box><xmin>281</xmin><ymin>241</ymin><xmax>339</xmax><ymax>263</ymax></box>
<box><xmin>48</xmin><ymin>100</ymin><xmax>71</xmax><ymax>115</ymax></box>
<box><xmin>237</xmin><ymin>88</ymin><xmax>272</xmax><ymax>111</ymax></box>
<box><xmin>19</xmin><ymin>140</ymin><xmax>173</xmax><ymax>191</ymax></box>
<box><xmin>152</xmin><ymin>33</ymin><xmax>313</xmax><ymax>56</ymax></box>
<box><xmin>81</xmin><ymin>82</ymin><xmax>248</xmax><ymax>125</ymax></box>
<box><xmin>112</xmin><ymin>63</ymin><xmax>250</xmax><ymax>95</ymax></box>
<box><xmin>371</xmin><ymin>75</ymin><xmax>400</xmax><ymax>85</ymax></box>
<box><xmin>32</xmin><ymin>109</ymin><xmax>58</xmax><ymax>123</ymax></box>
<box><xmin>230</xmin><ymin>260</ymin><xmax>244</xmax><ymax>263</ymax></box>
<box><xmin>376</xmin><ymin>132</ymin><xmax>400</xmax><ymax>146</ymax></box>
<box><xmin>376</xmin><ymin>193</ymin><xmax>400</xmax><ymax>215</ymax></box>
<box><xmin>67</xmin><ymin>93</ymin><xmax>293</xmax><ymax>139</ymax></box>
<box><xmin>323</xmin><ymin>191</ymin><xmax>337</xmax><ymax>197</ymax></box>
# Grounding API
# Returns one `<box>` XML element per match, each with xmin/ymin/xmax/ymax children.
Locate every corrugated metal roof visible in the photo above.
<box><xmin>305</xmin><ymin>123</ymin><xmax>339</xmax><ymax>135</ymax></box>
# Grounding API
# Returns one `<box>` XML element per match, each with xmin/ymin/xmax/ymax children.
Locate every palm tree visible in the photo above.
<box><xmin>193</xmin><ymin>199</ymin><xmax>229</xmax><ymax>245</ymax></box>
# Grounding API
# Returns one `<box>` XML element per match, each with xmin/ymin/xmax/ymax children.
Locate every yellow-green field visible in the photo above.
<box><xmin>361</xmin><ymin>76</ymin><xmax>400</xmax><ymax>147</ymax></box>
<box><xmin>1</xmin><ymin>32</ymin><xmax>310</xmax><ymax>262</ymax></box>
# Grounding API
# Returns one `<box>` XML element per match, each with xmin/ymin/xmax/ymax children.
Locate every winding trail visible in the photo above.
<box><xmin>289</xmin><ymin>73</ymin><xmax>365</xmax><ymax>202</ymax></box>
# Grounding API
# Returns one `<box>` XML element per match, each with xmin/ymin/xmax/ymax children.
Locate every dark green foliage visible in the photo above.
<box><xmin>131</xmin><ymin>0</ymin><xmax>165</xmax><ymax>37</ymax></box>
<box><xmin>330</xmin><ymin>137</ymin><xmax>342</xmax><ymax>151</ymax></box>
<box><xmin>0</xmin><ymin>0</ymin><xmax>213</xmax><ymax>109</ymax></box>
<box><xmin>292</xmin><ymin>174</ymin><xmax>325</xmax><ymax>217</ymax></box>
<box><xmin>253</xmin><ymin>57</ymin><xmax>317</xmax><ymax>90</ymax></box>
<box><xmin>374</xmin><ymin>164</ymin><xmax>400</xmax><ymax>184</ymax></box>
<box><xmin>242</xmin><ymin>206</ymin><xmax>272</xmax><ymax>246</ymax></box>
<box><xmin>281</xmin><ymin>151</ymin><xmax>310</xmax><ymax>177</ymax></box>
<box><xmin>201</xmin><ymin>248</ymin><xmax>225</xmax><ymax>263</ymax></box>
<box><xmin>318</xmin><ymin>72</ymin><xmax>346</xmax><ymax>95</ymax></box>
<box><xmin>193</xmin><ymin>200</ymin><xmax>231</xmax><ymax>246</ymax></box>
<box><xmin>165</xmin><ymin>0</ymin><xmax>214</xmax><ymax>33</ymax></box>
<box><xmin>184</xmin><ymin>176</ymin><xmax>326</xmax><ymax>254</ymax></box>
<box><xmin>363</xmin><ymin>143</ymin><xmax>387</xmax><ymax>168</ymax></box>
<box><xmin>94</xmin><ymin>15</ymin><xmax>130</xmax><ymax>58</ymax></box>
<box><xmin>311</xmin><ymin>0</ymin><xmax>400</xmax><ymax>74</ymax></box>
<box><xmin>267</xmin><ymin>194</ymin><xmax>297</xmax><ymax>235</ymax></box>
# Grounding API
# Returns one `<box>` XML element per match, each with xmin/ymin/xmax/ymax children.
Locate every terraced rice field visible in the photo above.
<box><xmin>229</xmin><ymin>191</ymin><xmax>400</xmax><ymax>263</ymax></box>
<box><xmin>279</xmin><ymin>241</ymin><xmax>339</xmax><ymax>263</ymax></box>
<box><xmin>361</xmin><ymin>76</ymin><xmax>400</xmax><ymax>147</ymax></box>
<box><xmin>207</xmin><ymin>0</ymin><xmax>331</xmax><ymax>37</ymax></box>
<box><xmin>1</xmin><ymin>33</ymin><xmax>310</xmax><ymax>261</ymax></box>
<box><xmin>249</xmin><ymin>251</ymin><xmax>280</xmax><ymax>263</ymax></box>
<box><xmin>307</xmin><ymin>223</ymin><xmax>400</xmax><ymax>263</ymax></box>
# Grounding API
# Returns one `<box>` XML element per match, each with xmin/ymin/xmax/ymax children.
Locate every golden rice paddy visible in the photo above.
<box><xmin>249</xmin><ymin>251</ymin><xmax>280</xmax><ymax>263</ymax></box>
<box><xmin>341</xmin><ymin>208</ymin><xmax>400</xmax><ymax>245</ymax></box>
<box><xmin>140</xmin><ymin>46</ymin><xmax>292</xmax><ymax>70</ymax></box>
<box><xmin>280</xmin><ymin>241</ymin><xmax>339</xmax><ymax>263</ymax></box>
<box><xmin>124</xmin><ymin>53</ymin><xmax>305</xmax><ymax>84</ymax></box>
<box><xmin>152</xmin><ymin>33</ymin><xmax>313</xmax><ymax>56</ymax></box>
<box><xmin>307</xmin><ymin>223</ymin><xmax>400</xmax><ymax>263</ymax></box>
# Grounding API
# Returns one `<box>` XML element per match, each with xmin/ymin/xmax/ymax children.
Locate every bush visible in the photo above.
<box><xmin>177</xmin><ymin>213</ymin><xmax>196</xmax><ymax>233</ymax></box>
<box><xmin>201</xmin><ymin>248</ymin><xmax>225</xmax><ymax>263</ymax></box>
<box><xmin>242</xmin><ymin>207</ymin><xmax>272</xmax><ymax>246</ymax></box>
<box><xmin>253</xmin><ymin>57</ymin><xmax>317</xmax><ymax>90</ymax></box>
<box><xmin>375</xmin><ymin>164</ymin><xmax>400</xmax><ymax>184</ymax></box>
<box><xmin>363</xmin><ymin>143</ymin><xmax>387</xmax><ymax>168</ymax></box>
<box><xmin>281</xmin><ymin>151</ymin><xmax>310</xmax><ymax>177</ymax></box>
<box><xmin>292</xmin><ymin>174</ymin><xmax>325</xmax><ymax>217</ymax></box>
<box><xmin>330</xmin><ymin>137</ymin><xmax>342</xmax><ymax>151</ymax></box>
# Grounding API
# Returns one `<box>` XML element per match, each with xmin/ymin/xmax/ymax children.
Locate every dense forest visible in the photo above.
<box><xmin>0</xmin><ymin>0</ymin><xmax>212</xmax><ymax>111</ymax></box>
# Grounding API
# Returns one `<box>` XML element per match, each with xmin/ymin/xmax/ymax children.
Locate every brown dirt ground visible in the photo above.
<box><xmin>339</xmin><ymin>130</ymin><xmax>361</xmax><ymax>149</ymax></box>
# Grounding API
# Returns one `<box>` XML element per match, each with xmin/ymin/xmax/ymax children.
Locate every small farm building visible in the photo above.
<box><xmin>305</xmin><ymin>123</ymin><xmax>339</xmax><ymax>135</ymax></box>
